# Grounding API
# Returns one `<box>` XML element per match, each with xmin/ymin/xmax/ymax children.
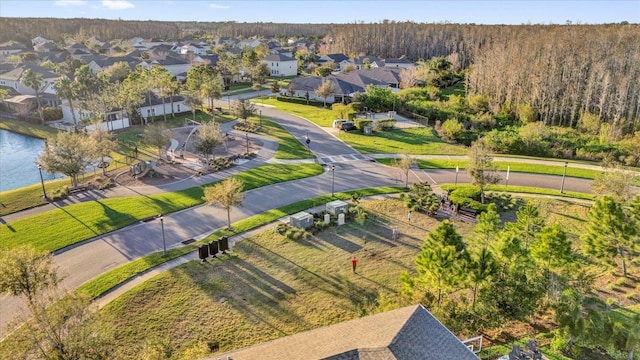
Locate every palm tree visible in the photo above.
<box><xmin>20</xmin><ymin>69</ymin><xmax>44</xmax><ymax>124</ymax></box>
<box><xmin>53</xmin><ymin>77</ymin><xmax>78</xmax><ymax>128</ymax></box>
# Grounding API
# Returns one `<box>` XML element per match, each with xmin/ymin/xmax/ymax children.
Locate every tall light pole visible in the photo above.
<box><xmin>505</xmin><ymin>164</ymin><xmax>510</xmax><ymax>187</ymax></box>
<box><xmin>331</xmin><ymin>165</ymin><xmax>336</xmax><ymax>197</ymax></box>
<box><xmin>560</xmin><ymin>162</ymin><xmax>568</xmax><ymax>193</ymax></box>
<box><xmin>159</xmin><ymin>215</ymin><xmax>167</xmax><ymax>256</ymax></box>
<box><xmin>259</xmin><ymin>110</ymin><xmax>262</xmax><ymax>128</ymax></box>
<box><xmin>454</xmin><ymin>166</ymin><xmax>459</xmax><ymax>186</ymax></box>
<box><xmin>245</xmin><ymin>132</ymin><xmax>250</xmax><ymax>154</ymax></box>
<box><xmin>305</xmin><ymin>133</ymin><xmax>310</xmax><ymax>155</ymax></box>
<box><xmin>37</xmin><ymin>163</ymin><xmax>47</xmax><ymax>200</ymax></box>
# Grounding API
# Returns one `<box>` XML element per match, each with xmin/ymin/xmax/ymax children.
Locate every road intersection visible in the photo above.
<box><xmin>0</xmin><ymin>103</ymin><xmax>596</xmax><ymax>336</ymax></box>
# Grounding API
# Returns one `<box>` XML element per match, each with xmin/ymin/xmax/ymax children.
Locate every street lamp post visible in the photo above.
<box><xmin>159</xmin><ymin>215</ymin><xmax>167</xmax><ymax>256</ymax></box>
<box><xmin>305</xmin><ymin>134</ymin><xmax>311</xmax><ymax>155</ymax></box>
<box><xmin>245</xmin><ymin>132</ymin><xmax>250</xmax><ymax>154</ymax></box>
<box><xmin>506</xmin><ymin>165</ymin><xmax>510</xmax><ymax>187</ymax></box>
<box><xmin>259</xmin><ymin>110</ymin><xmax>262</xmax><ymax>128</ymax></box>
<box><xmin>37</xmin><ymin>164</ymin><xmax>47</xmax><ymax>200</ymax></box>
<box><xmin>561</xmin><ymin>162</ymin><xmax>568</xmax><ymax>193</ymax></box>
<box><xmin>331</xmin><ymin>165</ymin><xmax>336</xmax><ymax>197</ymax></box>
<box><xmin>454</xmin><ymin>166</ymin><xmax>459</xmax><ymax>186</ymax></box>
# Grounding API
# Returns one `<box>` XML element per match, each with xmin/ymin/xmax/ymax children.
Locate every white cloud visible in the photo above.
<box><xmin>209</xmin><ymin>3</ymin><xmax>230</xmax><ymax>9</ymax></box>
<box><xmin>54</xmin><ymin>0</ymin><xmax>86</xmax><ymax>6</ymax></box>
<box><xmin>101</xmin><ymin>0</ymin><xmax>135</xmax><ymax>10</ymax></box>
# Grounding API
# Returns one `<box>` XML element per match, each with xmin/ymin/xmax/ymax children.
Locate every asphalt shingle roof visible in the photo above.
<box><xmin>210</xmin><ymin>305</ymin><xmax>477</xmax><ymax>360</ymax></box>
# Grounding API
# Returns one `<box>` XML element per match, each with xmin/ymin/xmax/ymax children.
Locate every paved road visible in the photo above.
<box><xmin>0</xmin><ymin>104</ymin><xmax>596</xmax><ymax>336</ymax></box>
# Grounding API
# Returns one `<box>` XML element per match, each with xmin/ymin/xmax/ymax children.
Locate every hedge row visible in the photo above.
<box><xmin>276</xmin><ymin>96</ymin><xmax>325</xmax><ymax>107</ymax></box>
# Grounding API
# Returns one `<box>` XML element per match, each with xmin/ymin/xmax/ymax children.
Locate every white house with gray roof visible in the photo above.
<box><xmin>262</xmin><ymin>54</ymin><xmax>298</xmax><ymax>77</ymax></box>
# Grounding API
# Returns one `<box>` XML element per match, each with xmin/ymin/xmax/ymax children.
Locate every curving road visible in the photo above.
<box><xmin>0</xmin><ymin>103</ymin><xmax>595</xmax><ymax>336</ymax></box>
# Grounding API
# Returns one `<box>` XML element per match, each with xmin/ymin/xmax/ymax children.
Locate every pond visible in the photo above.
<box><xmin>0</xmin><ymin>129</ymin><xmax>65</xmax><ymax>192</ymax></box>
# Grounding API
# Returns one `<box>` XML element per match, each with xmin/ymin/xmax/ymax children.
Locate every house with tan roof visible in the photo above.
<box><xmin>210</xmin><ymin>304</ymin><xmax>478</xmax><ymax>360</ymax></box>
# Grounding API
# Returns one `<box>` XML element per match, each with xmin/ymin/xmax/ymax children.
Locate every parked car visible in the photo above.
<box><xmin>339</xmin><ymin>121</ymin><xmax>356</xmax><ymax>131</ymax></box>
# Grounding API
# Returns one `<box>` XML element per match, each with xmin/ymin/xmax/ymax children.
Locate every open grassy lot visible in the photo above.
<box><xmin>338</xmin><ymin>127</ymin><xmax>468</xmax><ymax>155</ymax></box>
<box><xmin>95</xmin><ymin>197</ymin><xmax>458</xmax><ymax>359</ymax></box>
<box><xmin>0</xmin><ymin>164</ymin><xmax>323</xmax><ymax>253</ymax></box>
<box><xmin>91</xmin><ymin>196</ymin><xmax>626</xmax><ymax>359</ymax></box>
<box><xmin>4</xmin><ymin>192</ymin><xmax>634</xmax><ymax>359</ymax></box>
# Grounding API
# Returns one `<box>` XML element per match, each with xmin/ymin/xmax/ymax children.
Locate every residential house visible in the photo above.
<box><xmin>384</xmin><ymin>57</ymin><xmax>416</xmax><ymax>69</ymax></box>
<box><xmin>318</xmin><ymin>53</ymin><xmax>349</xmax><ymax>71</ymax></box>
<box><xmin>262</xmin><ymin>54</ymin><xmax>297</xmax><ymax>77</ymax></box>
<box><xmin>31</xmin><ymin>36</ymin><xmax>52</xmax><ymax>47</ymax></box>
<box><xmin>286</xmin><ymin>67</ymin><xmax>398</xmax><ymax>104</ymax></box>
<box><xmin>237</xmin><ymin>39</ymin><xmax>261</xmax><ymax>49</ymax></box>
<box><xmin>270</xmin><ymin>48</ymin><xmax>293</xmax><ymax>58</ymax></box>
<box><xmin>140</xmin><ymin>38</ymin><xmax>166</xmax><ymax>49</ymax></box>
<box><xmin>39</xmin><ymin>51</ymin><xmax>72</xmax><ymax>64</ymax></box>
<box><xmin>351</xmin><ymin>55</ymin><xmax>384</xmax><ymax>70</ymax></box>
<box><xmin>86</xmin><ymin>55</ymin><xmax>140</xmax><ymax>74</ymax></box>
<box><xmin>0</xmin><ymin>41</ymin><xmax>26</xmax><ymax>56</ymax></box>
<box><xmin>180</xmin><ymin>43</ymin><xmax>207</xmax><ymax>55</ymax></box>
<box><xmin>150</xmin><ymin>55</ymin><xmax>192</xmax><ymax>77</ymax></box>
<box><xmin>60</xmin><ymin>92</ymin><xmax>190</xmax><ymax>128</ymax></box>
<box><xmin>34</xmin><ymin>42</ymin><xmax>60</xmax><ymax>53</ymax></box>
<box><xmin>0</xmin><ymin>63</ymin><xmax>61</xmax><ymax>106</ymax></box>
<box><xmin>67</xmin><ymin>43</ymin><xmax>92</xmax><ymax>59</ymax></box>
<box><xmin>211</xmin><ymin>304</ymin><xmax>478</xmax><ymax>360</ymax></box>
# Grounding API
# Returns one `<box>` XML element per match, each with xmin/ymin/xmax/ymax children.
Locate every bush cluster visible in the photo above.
<box><xmin>276</xmin><ymin>95</ymin><xmax>324</xmax><ymax>107</ymax></box>
<box><xmin>42</xmin><ymin>107</ymin><xmax>63</xmax><ymax>121</ymax></box>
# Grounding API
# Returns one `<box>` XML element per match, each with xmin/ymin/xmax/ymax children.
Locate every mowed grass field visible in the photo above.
<box><xmin>96</xmin><ymin>197</ymin><xmax>457</xmax><ymax>359</ymax></box>
<box><xmin>93</xmin><ymin>196</ymin><xmax>612</xmax><ymax>359</ymax></box>
<box><xmin>338</xmin><ymin>127</ymin><xmax>468</xmax><ymax>155</ymax></box>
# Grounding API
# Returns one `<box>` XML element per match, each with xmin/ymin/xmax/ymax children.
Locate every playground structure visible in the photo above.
<box><xmin>130</xmin><ymin>160</ymin><xmax>169</xmax><ymax>179</ymax></box>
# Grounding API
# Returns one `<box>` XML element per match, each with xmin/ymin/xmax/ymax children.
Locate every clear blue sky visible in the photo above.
<box><xmin>0</xmin><ymin>0</ymin><xmax>638</xmax><ymax>24</ymax></box>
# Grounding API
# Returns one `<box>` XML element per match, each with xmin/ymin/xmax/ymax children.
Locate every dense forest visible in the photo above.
<box><xmin>1</xmin><ymin>18</ymin><xmax>638</xmax><ymax>133</ymax></box>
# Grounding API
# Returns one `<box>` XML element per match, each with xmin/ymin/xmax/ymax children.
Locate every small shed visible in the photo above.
<box><xmin>290</xmin><ymin>211</ymin><xmax>314</xmax><ymax>229</ymax></box>
<box><xmin>326</xmin><ymin>200</ymin><xmax>349</xmax><ymax>216</ymax></box>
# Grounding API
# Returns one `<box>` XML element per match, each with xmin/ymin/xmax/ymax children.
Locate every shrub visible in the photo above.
<box><xmin>625</xmin><ymin>292</ymin><xmax>635</xmax><ymax>300</ymax></box>
<box><xmin>616</xmin><ymin>277</ymin><xmax>628</xmax><ymax>286</ymax></box>
<box><xmin>354</xmin><ymin>118</ymin><xmax>372</xmax><ymax>130</ymax></box>
<box><xmin>285</xmin><ymin>227</ymin><xmax>310</xmax><ymax>241</ymax></box>
<box><xmin>373</xmin><ymin>118</ymin><xmax>396</xmax><ymax>131</ymax></box>
<box><xmin>42</xmin><ymin>107</ymin><xmax>63</xmax><ymax>121</ymax></box>
<box><xmin>440</xmin><ymin>118</ymin><xmax>463</xmax><ymax>141</ymax></box>
<box><xmin>276</xmin><ymin>95</ymin><xmax>324</xmax><ymax>107</ymax></box>
<box><xmin>606</xmin><ymin>297</ymin><xmax>617</xmax><ymax>307</ymax></box>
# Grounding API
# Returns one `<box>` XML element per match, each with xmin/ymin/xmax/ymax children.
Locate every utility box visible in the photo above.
<box><xmin>363</xmin><ymin>126</ymin><xmax>372</xmax><ymax>135</ymax></box>
<box><xmin>326</xmin><ymin>200</ymin><xmax>349</xmax><ymax>216</ymax></box>
<box><xmin>290</xmin><ymin>211</ymin><xmax>314</xmax><ymax>229</ymax></box>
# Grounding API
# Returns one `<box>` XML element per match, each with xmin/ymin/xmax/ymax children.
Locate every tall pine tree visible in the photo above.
<box><xmin>582</xmin><ymin>196</ymin><xmax>636</xmax><ymax>277</ymax></box>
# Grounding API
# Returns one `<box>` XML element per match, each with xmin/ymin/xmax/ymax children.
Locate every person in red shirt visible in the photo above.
<box><xmin>351</xmin><ymin>256</ymin><xmax>358</xmax><ymax>273</ymax></box>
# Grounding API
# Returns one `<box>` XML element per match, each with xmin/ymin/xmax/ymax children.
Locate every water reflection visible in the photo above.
<box><xmin>0</xmin><ymin>129</ymin><xmax>65</xmax><ymax>192</ymax></box>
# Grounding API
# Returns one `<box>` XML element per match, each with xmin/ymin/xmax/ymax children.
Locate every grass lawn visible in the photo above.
<box><xmin>258</xmin><ymin>118</ymin><xmax>312</xmax><ymax>159</ymax></box>
<box><xmin>258</xmin><ymin>98</ymin><xmax>336</xmax><ymax>127</ymax></box>
<box><xmin>0</xmin><ymin>118</ymin><xmax>59</xmax><ymax>139</ymax></box>
<box><xmin>338</xmin><ymin>127</ymin><xmax>468</xmax><ymax>155</ymax></box>
<box><xmin>90</xmin><ymin>196</ymin><xmax>605</xmax><ymax>360</ymax></box>
<box><xmin>440</xmin><ymin>183</ymin><xmax>595</xmax><ymax>201</ymax></box>
<box><xmin>414</xmin><ymin>159</ymin><xmax>601</xmax><ymax>179</ymax></box>
<box><xmin>94</xmin><ymin>196</ymin><xmax>455</xmax><ymax>359</ymax></box>
<box><xmin>0</xmin><ymin>164</ymin><xmax>323</xmax><ymax>253</ymax></box>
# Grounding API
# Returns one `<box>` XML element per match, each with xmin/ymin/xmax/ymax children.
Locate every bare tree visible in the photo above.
<box><xmin>393</xmin><ymin>154</ymin><xmax>415</xmax><ymax>189</ymax></box>
<box><xmin>203</xmin><ymin>178</ymin><xmax>244</xmax><ymax>231</ymax></box>
<box><xmin>142</xmin><ymin>123</ymin><xmax>173</xmax><ymax>160</ymax></box>
<box><xmin>466</xmin><ymin>140</ymin><xmax>500</xmax><ymax>203</ymax></box>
